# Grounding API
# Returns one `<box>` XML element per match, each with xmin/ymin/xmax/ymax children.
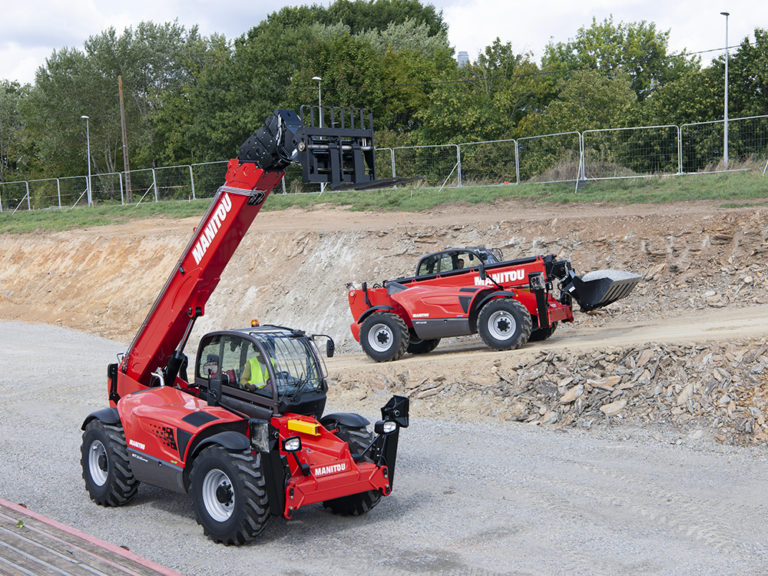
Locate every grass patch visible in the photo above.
<box><xmin>2</xmin><ymin>171</ymin><xmax>767</xmax><ymax>234</ymax></box>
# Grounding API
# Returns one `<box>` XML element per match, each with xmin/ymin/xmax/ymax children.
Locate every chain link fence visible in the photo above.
<box><xmin>2</xmin><ymin>115</ymin><xmax>767</xmax><ymax>212</ymax></box>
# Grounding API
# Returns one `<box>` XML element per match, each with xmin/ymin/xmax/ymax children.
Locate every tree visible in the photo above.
<box><xmin>725</xmin><ymin>28</ymin><xmax>768</xmax><ymax>117</ymax></box>
<box><xmin>323</xmin><ymin>0</ymin><xmax>447</xmax><ymax>37</ymax></box>
<box><xmin>543</xmin><ymin>17</ymin><xmax>694</xmax><ymax>101</ymax></box>
<box><xmin>0</xmin><ymin>80</ymin><xmax>29</xmax><ymax>182</ymax></box>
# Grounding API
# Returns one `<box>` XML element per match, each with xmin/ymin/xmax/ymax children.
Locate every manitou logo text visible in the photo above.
<box><xmin>192</xmin><ymin>193</ymin><xmax>233</xmax><ymax>265</ymax></box>
<box><xmin>474</xmin><ymin>269</ymin><xmax>526</xmax><ymax>286</ymax></box>
<box><xmin>129</xmin><ymin>439</ymin><xmax>145</xmax><ymax>450</ymax></box>
<box><xmin>313</xmin><ymin>463</ymin><xmax>347</xmax><ymax>477</ymax></box>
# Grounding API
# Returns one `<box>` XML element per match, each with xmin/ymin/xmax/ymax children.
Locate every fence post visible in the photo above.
<box><xmin>119</xmin><ymin>173</ymin><xmax>125</xmax><ymax>205</ymax></box>
<box><xmin>455</xmin><ymin>144</ymin><xmax>462</xmax><ymax>187</ymax></box>
<box><xmin>188</xmin><ymin>165</ymin><xmax>196</xmax><ymax>200</ymax></box>
<box><xmin>56</xmin><ymin>179</ymin><xmax>61</xmax><ymax>209</ymax></box>
<box><xmin>514</xmin><ymin>140</ymin><xmax>520</xmax><ymax>184</ymax></box>
<box><xmin>677</xmin><ymin>125</ymin><xmax>683</xmax><ymax>174</ymax></box>
<box><xmin>152</xmin><ymin>168</ymin><xmax>158</xmax><ymax>202</ymax></box>
<box><xmin>25</xmin><ymin>182</ymin><xmax>31</xmax><ymax>210</ymax></box>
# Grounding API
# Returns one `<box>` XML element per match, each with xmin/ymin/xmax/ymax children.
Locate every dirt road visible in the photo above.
<box><xmin>1</xmin><ymin>320</ymin><xmax>767</xmax><ymax>576</ymax></box>
<box><xmin>1</xmin><ymin>199</ymin><xmax>767</xmax><ymax>572</ymax></box>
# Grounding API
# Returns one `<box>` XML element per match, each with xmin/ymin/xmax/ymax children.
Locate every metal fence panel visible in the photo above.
<box><xmin>191</xmin><ymin>161</ymin><xmax>229</xmax><ymax>199</ymax></box>
<box><xmin>517</xmin><ymin>132</ymin><xmax>581</xmax><ymax>183</ymax></box>
<box><xmin>459</xmin><ymin>140</ymin><xmax>517</xmax><ymax>185</ymax></box>
<box><xmin>0</xmin><ymin>181</ymin><xmax>30</xmax><ymax>212</ymax></box>
<box><xmin>583</xmin><ymin>125</ymin><xmax>680</xmax><ymax>179</ymax></box>
<box><xmin>681</xmin><ymin>115</ymin><xmax>768</xmax><ymax>173</ymax></box>
<box><xmin>392</xmin><ymin>144</ymin><xmax>460</xmax><ymax>187</ymax></box>
<box><xmin>4</xmin><ymin>114</ymin><xmax>768</xmax><ymax>214</ymax></box>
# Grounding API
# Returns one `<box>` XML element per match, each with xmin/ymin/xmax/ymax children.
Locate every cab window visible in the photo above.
<box><xmin>417</xmin><ymin>254</ymin><xmax>440</xmax><ymax>276</ymax></box>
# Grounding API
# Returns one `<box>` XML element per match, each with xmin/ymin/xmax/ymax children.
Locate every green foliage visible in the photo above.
<box><xmin>543</xmin><ymin>16</ymin><xmax>695</xmax><ymax>101</ymax></box>
<box><xmin>724</xmin><ymin>28</ymin><xmax>768</xmax><ymax>117</ymax></box>
<box><xmin>2</xmin><ymin>1</ymin><xmax>767</xmax><ymax>188</ymax></box>
<box><xmin>0</xmin><ymin>80</ymin><xmax>29</xmax><ymax>182</ymax></box>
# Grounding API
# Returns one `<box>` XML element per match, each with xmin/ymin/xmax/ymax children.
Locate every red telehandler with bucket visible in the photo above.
<box><xmin>348</xmin><ymin>245</ymin><xmax>640</xmax><ymax>361</ymax></box>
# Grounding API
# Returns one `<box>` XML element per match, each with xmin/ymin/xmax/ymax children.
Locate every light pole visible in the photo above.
<box><xmin>312</xmin><ymin>76</ymin><xmax>322</xmax><ymax>127</ymax></box>
<box><xmin>80</xmin><ymin>115</ymin><xmax>92</xmax><ymax>206</ymax></box>
<box><xmin>312</xmin><ymin>76</ymin><xmax>324</xmax><ymax>193</ymax></box>
<box><xmin>721</xmin><ymin>11</ymin><xmax>730</xmax><ymax>169</ymax></box>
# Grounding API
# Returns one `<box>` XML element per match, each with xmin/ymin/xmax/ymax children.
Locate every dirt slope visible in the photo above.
<box><xmin>1</xmin><ymin>198</ymin><xmax>767</xmax><ymax>439</ymax></box>
<box><xmin>1</xmin><ymin>199</ymin><xmax>765</xmax><ymax>342</ymax></box>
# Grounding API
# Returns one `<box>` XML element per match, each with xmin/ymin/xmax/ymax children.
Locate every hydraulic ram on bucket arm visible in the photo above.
<box><xmin>81</xmin><ymin>107</ymin><xmax>410</xmax><ymax>545</ymax></box>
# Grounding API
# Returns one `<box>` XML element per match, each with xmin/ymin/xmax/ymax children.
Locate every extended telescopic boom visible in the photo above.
<box><xmin>113</xmin><ymin>108</ymin><xmax>378</xmax><ymax>401</ymax></box>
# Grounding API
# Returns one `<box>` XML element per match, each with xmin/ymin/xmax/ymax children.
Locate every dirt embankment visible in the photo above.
<box><xmin>1</xmin><ymin>199</ymin><xmax>767</xmax><ymax>441</ymax></box>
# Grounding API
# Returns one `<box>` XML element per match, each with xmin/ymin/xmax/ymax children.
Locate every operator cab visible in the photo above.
<box><xmin>193</xmin><ymin>325</ymin><xmax>330</xmax><ymax>419</ymax></box>
<box><xmin>415</xmin><ymin>246</ymin><xmax>503</xmax><ymax>277</ymax></box>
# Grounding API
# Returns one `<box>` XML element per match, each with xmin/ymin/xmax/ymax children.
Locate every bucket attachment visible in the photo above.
<box><xmin>566</xmin><ymin>269</ymin><xmax>641</xmax><ymax>312</ymax></box>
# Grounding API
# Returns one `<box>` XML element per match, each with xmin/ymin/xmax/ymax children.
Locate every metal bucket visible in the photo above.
<box><xmin>568</xmin><ymin>269</ymin><xmax>641</xmax><ymax>312</ymax></box>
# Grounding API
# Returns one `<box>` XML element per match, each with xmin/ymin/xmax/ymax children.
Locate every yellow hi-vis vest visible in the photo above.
<box><xmin>246</xmin><ymin>356</ymin><xmax>270</xmax><ymax>388</ymax></box>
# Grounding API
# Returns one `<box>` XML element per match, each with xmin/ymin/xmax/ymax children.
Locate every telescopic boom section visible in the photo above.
<box><xmin>115</xmin><ymin>107</ymin><xmax>378</xmax><ymax>399</ymax></box>
<box><xmin>120</xmin><ymin>161</ymin><xmax>282</xmax><ymax>388</ymax></box>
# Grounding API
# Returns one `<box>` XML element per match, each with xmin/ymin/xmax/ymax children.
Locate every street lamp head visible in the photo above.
<box><xmin>80</xmin><ymin>115</ymin><xmax>89</xmax><ymax>120</ymax></box>
<box><xmin>720</xmin><ymin>11</ymin><xmax>729</xmax><ymax>16</ymax></box>
<box><xmin>312</xmin><ymin>76</ymin><xmax>321</xmax><ymax>82</ymax></box>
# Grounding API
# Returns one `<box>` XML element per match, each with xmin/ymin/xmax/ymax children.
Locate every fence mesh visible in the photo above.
<box><xmin>583</xmin><ymin>126</ymin><xmax>680</xmax><ymax>179</ymax></box>
<box><xmin>392</xmin><ymin>145</ymin><xmax>460</xmax><ymax>187</ymax></box>
<box><xmin>681</xmin><ymin>116</ymin><xmax>768</xmax><ymax>172</ymax></box>
<box><xmin>517</xmin><ymin>132</ymin><xmax>581</xmax><ymax>183</ymax></box>
<box><xmin>459</xmin><ymin>140</ymin><xmax>517</xmax><ymax>185</ymax></box>
<box><xmin>4</xmin><ymin>115</ymin><xmax>768</xmax><ymax>213</ymax></box>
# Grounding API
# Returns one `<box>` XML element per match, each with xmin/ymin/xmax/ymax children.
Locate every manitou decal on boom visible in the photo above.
<box><xmin>191</xmin><ymin>192</ymin><xmax>234</xmax><ymax>265</ymax></box>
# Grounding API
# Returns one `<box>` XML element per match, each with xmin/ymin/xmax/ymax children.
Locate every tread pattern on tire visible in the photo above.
<box><xmin>407</xmin><ymin>336</ymin><xmax>440</xmax><ymax>355</ymax></box>
<box><xmin>360</xmin><ymin>312</ymin><xmax>409</xmax><ymax>362</ymax></box>
<box><xmin>477</xmin><ymin>297</ymin><xmax>532</xmax><ymax>351</ymax></box>
<box><xmin>323</xmin><ymin>426</ymin><xmax>381</xmax><ymax>516</ymax></box>
<box><xmin>529</xmin><ymin>321</ymin><xmax>557</xmax><ymax>342</ymax></box>
<box><xmin>81</xmin><ymin>420</ymin><xmax>139</xmax><ymax>507</ymax></box>
<box><xmin>191</xmin><ymin>446</ymin><xmax>270</xmax><ymax>545</ymax></box>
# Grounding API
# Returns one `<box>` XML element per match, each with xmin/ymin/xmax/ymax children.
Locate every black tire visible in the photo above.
<box><xmin>81</xmin><ymin>420</ymin><xmax>139</xmax><ymax>507</ymax></box>
<box><xmin>359</xmin><ymin>312</ymin><xmax>409</xmax><ymax>362</ymax></box>
<box><xmin>477</xmin><ymin>298</ymin><xmax>532</xmax><ymax>351</ymax></box>
<box><xmin>323</xmin><ymin>425</ymin><xmax>381</xmax><ymax>516</ymax></box>
<box><xmin>190</xmin><ymin>446</ymin><xmax>269</xmax><ymax>545</ymax></box>
<box><xmin>407</xmin><ymin>335</ymin><xmax>440</xmax><ymax>355</ymax></box>
<box><xmin>529</xmin><ymin>321</ymin><xmax>557</xmax><ymax>342</ymax></box>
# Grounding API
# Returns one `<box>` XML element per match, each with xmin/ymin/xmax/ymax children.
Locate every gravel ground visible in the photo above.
<box><xmin>2</xmin><ymin>320</ymin><xmax>768</xmax><ymax>575</ymax></box>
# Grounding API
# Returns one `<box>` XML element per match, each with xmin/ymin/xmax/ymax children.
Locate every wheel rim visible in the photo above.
<box><xmin>202</xmin><ymin>468</ymin><xmax>234</xmax><ymax>523</ymax></box>
<box><xmin>367</xmin><ymin>322</ymin><xmax>394</xmax><ymax>353</ymax></box>
<box><xmin>488</xmin><ymin>309</ymin><xmax>517</xmax><ymax>341</ymax></box>
<box><xmin>88</xmin><ymin>440</ymin><xmax>109</xmax><ymax>486</ymax></box>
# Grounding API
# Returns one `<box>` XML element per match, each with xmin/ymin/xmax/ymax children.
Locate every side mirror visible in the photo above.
<box><xmin>478</xmin><ymin>262</ymin><xmax>486</xmax><ymax>281</ymax></box>
<box><xmin>208</xmin><ymin>371</ymin><xmax>224</xmax><ymax>407</ymax></box>
<box><xmin>326</xmin><ymin>338</ymin><xmax>335</xmax><ymax>358</ymax></box>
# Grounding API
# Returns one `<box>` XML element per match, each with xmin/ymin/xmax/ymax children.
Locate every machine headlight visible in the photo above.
<box><xmin>375</xmin><ymin>420</ymin><xmax>397</xmax><ymax>435</ymax></box>
<box><xmin>283</xmin><ymin>436</ymin><xmax>302</xmax><ymax>452</ymax></box>
<box><xmin>249</xmin><ymin>419</ymin><xmax>270</xmax><ymax>453</ymax></box>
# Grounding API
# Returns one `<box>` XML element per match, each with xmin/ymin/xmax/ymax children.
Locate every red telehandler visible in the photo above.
<box><xmin>348</xmin><ymin>246</ymin><xmax>640</xmax><ymax>361</ymax></box>
<box><xmin>80</xmin><ymin>107</ymin><xmax>409</xmax><ymax>545</ymax></box>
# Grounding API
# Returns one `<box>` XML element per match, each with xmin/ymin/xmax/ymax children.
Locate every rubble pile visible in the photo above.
<box><xmin>333</xmin><ymin>338</ymin><xmax>768</xmax><ymax>445</ymax></box>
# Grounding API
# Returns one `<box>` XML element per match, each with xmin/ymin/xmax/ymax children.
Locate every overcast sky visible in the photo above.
<box><xmin>0</xmin><ymin>0</ymin><xmax>763</xmax><ymax>85</ymax></box>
